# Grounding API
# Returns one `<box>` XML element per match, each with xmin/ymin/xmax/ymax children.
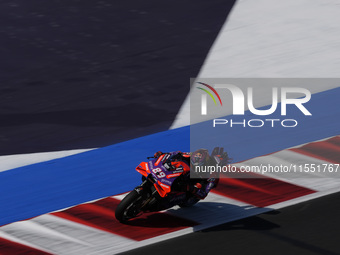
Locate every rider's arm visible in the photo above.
<box><xmin>211</xmin><ymin>147</ymin><xmax>231</xmax><ymax>166</ymax></box>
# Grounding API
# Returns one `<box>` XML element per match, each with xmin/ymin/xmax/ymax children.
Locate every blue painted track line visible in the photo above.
<box><xmin>0</xmin><ymin>87</ymin><xmax>339</xmax><ymax>226</ymax></box>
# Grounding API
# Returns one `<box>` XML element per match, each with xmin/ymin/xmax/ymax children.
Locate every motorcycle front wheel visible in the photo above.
<box><xmin>115</xmin><ymin>190</ymin><xmax>145</xmax><ymax>223</ymax></box>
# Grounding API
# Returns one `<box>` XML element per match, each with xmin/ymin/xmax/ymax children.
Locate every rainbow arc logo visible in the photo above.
<box><xmin>196</xmin><ymin>82</ymin><xmax>223</xmax><ymax>107</ymax></box>
<box><xmin>195</xmin><ymin>81</ymin><xmax>311</xmax><ymax>130</ymax></box>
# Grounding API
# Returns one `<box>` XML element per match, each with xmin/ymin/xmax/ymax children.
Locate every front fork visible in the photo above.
<box><xmin>134</xmin><ymin>176</ymin><xmax>159</xmax><ymax>211</ymax></box>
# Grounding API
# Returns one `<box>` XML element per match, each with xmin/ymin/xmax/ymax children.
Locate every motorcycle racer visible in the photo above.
<box><xmin>115</xmin><ymin>147</ymin><xmax>231</xmax><ymax>222</ymax></box>
<box><xmin>153</xmin><ymin>147</ymin><xmax>231</xmax><ymax>201</ymax></box>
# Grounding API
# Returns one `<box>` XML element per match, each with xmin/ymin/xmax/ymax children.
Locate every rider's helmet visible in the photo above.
<box><xmin>190</xmin><ymin>149</ymin><xmax>211</xmax><ymax>169</ymax></box>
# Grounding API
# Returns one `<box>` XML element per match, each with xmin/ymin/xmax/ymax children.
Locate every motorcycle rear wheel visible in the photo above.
<box><xmin>115</xmin><ymin>190</ymin><xmax>144</xmax><ymax>223</ymax></box>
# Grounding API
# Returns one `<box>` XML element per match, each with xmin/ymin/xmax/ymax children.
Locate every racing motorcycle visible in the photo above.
<box><xmin>115</xmin><ymin>153</ymin><xmax>200</xmax><ymax>223</ymax></box>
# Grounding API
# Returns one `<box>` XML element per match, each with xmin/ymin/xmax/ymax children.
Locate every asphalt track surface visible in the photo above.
<box><xmin>0</xmin><ymin>0</ymin><xmax>236</xmax><ymax>155</ymax></box>
<box><xmin>1</xmin><ymin>1</ymin><xmax>340</xmax><ymax>255</ymax></box>
<box><xmin>121</xmin><ymin>191</ymin><xmax>340</xmax><ymax>255</ymax></box>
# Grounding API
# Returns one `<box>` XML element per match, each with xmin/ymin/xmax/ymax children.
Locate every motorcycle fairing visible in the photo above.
<box><xmin>135</xmin><ymin>157</ymin><xmax>189</xmax><ymax>198</ymax></box>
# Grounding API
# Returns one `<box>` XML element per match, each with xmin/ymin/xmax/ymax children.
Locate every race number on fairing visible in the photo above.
<box><xmin>152</xmin><ymin>168</ymin><xmax>166</xmax><ymax>178</ymax></box>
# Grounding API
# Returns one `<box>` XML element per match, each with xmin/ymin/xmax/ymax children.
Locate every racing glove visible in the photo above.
<box><xmin>211</xmin><ymin>147</ymin><xmax>231</xmax><ymax>166</ymax></box>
